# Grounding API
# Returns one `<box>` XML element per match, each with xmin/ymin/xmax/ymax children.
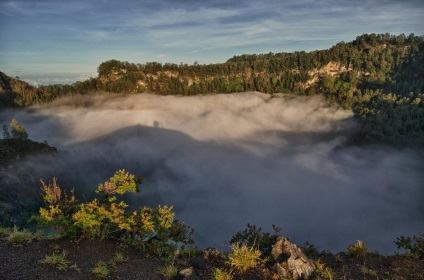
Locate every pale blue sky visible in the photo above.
<box><xmin>0</xmin><ymin>0</ymin><xmax>423</xmax><ymax>85</ymax></box>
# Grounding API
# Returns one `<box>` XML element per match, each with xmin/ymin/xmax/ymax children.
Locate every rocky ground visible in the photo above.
<box><xmin>1</xmin><ymin>236</ymin><xmax>423</xmax><ymax>280</ymax></box>
<box><xmin>318</xmin><ymin>252</ymin><xmax>424</xmax><ymax>280</ymax></box>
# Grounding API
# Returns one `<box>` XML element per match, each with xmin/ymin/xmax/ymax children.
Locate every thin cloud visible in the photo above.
<box><xmin>1</xmin><ymin>0</ymin><xmax>423</xmax><ymax>82</ymax></box>
<box><xmin>2</xmin><ymin>0</ymin><xmax>91</xmax><ymax>16</ymax></box>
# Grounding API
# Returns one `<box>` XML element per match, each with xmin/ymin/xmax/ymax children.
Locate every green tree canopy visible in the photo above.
<box><xmin>10</xmin><ymin>119</ymin><xmax>28</xmax><ymax>140</ymax></box>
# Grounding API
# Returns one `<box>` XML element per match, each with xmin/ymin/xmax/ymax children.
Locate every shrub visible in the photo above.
<box><xmin>227</xmin><ymin>243</ymin><xmax>262</xmax><ymax>273</ymax></box>
<box><xmin>302</xmin><ymin>241</ymin><xmax>320</xmax><ymax>258</ymax></box>
<box><xmin>0</xmin><ymin>227</ymin><xmax>12</xmax><ymax>236</ymax></box>
<box><xmin>35</xmin><ymin>170</ymin><xmax>194</xmax><ymax>259</ymax></box>
<box><xmin>314</xmin><ymin>259</ymin><xmax>333</xmax><ymax>280</ymax></box>
<box><xmin>395</xmin><ymin>232</ymin><xmax>424</xmax><ymax>259</ymax></box>
<box><xmin>347</xmin><ymin>240</ymin><xmax>368</xmax><ymax>258</ymax></box>
<box><xmin>230</xmin><ymin>223</ymin><xmax>281</xmax><ymax>256</ymax></box>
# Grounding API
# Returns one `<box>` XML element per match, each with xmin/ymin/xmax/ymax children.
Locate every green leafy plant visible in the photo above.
<box><xmin>230</xmin><ymin>223</ymin><xmax>281</xmax><ymax>256</ymax></box>
<box><xmin>179</xmin><ymin>246</ymin><xmax>200</xmax><ymax>259</ymax></box>
<box><xmin>227</xmin><ymin>243</ymin><xmax>262</xmax><ymax>273</ymax></box>
<box><xmin>177</xmin><ymin>246</ymin><xmax>200</xmax><ymax>267</ymax></box>
<box><xmin>314</xmin><ymin>259</ymin><xmax>333</xmax><ymax>280</ymax></box>
<box><xmin>347</xmin><ymin>240</ymin><xmax>368</xmax><ymax>258</ymax></box>
<box><xmin>91</xmin><ymin>261</ymin><xmax>110</xmax><ymax>279</ymax></box>
<box><xmin>395</xmin><ymin>232</ymin><xmax>424</xmax><ymax>259</ymax></box>
<box><xmin>35</xmin><ymin>170</ymin><xmax>194</xmax><ymax>259</ymax></box>
<box><xmin>39</xmin><ymin>251</ymin><xmax>71</xmax><ymax>271</ymax></box>
<box><xmin>302</xmin><ymin>241</ymin><xmax>320</xmax><ymax>258</ymax></box>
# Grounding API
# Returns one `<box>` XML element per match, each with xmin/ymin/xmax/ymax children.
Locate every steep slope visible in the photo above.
<box><xmin>0</xmin><ymin>71</ymin><xmax>44</xmax><ymax>107</ymax></box>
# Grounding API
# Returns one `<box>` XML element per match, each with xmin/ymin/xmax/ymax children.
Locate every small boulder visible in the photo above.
<box><xmin>177</xmin><ymin>267</ymin><xmax>201</xmax><ymax>279</ymax></box>
<box><xmin>179</xmin><ymin>267</ymin><xmax>194</xmax><ymax>277</ymax></box>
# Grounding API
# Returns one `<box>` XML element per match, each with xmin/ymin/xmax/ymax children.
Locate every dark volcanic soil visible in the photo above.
<box><xmin>1</xmin><ymin>237</ymin><xmax>423</xmax><ymax>279</ymax></box>
<box><xmin>0</xmin><ymin>238</ymin><xmax>165</xmax><ymax>280</ymax></box>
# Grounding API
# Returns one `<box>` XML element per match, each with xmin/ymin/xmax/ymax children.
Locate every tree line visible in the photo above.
<box><xmin>1</xmin><ymin>33</ymin><xmax>423</xmax><ymax>146</ymax></box>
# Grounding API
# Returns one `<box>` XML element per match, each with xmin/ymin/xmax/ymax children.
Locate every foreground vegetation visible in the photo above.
<box><xmin>1</xmin><ymin>218</ymin><xmax>423</xmax><ymax>279</ymax></box>
<box><xmin>1</xmin><ymin>33</ymin><xmax>424</xmax><ymax>146</ymax></box>
<box><xmin>35</xmin><ymin>169</ymin><xmax>194</xmax><ymax>260</ymax></box>
<box><xmin>1</xmin><ymin>168</ymin><xmax>423</xmax><ymax>279</ymax></box>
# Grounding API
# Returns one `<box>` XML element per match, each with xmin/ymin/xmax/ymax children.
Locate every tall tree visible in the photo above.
<box><xmin>2</xmin><ymin>124</ymin><xmax>11</xmax><ymax>139</ymax></box>
<box><xmin>10</xmin><ymin>119</ymin><xmax>28</xmax><ymax>140</ymax></box>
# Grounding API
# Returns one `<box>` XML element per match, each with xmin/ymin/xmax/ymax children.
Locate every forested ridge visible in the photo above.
<box><xmin>1</xmin><ymin>33</ymin><xmax>424</xmax><ymax>146</ymax></box>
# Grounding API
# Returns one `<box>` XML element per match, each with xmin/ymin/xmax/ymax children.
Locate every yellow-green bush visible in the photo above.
<box><xmin>35</xmin><ymin>170</ymin><xmax>193</xmax><ymax>258</ymax></box>
<box><xmin>227</xmin><ymin>243</ymin><xmax>262</xmax><ymax>273</ymax></box>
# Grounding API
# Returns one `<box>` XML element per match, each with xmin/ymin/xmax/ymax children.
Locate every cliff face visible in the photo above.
<box><xmin>0</xmin><ymin>71</ymin><xmax>35</xmax><ymax>93</ymax></box>
<box><xmin>0</xmin><ymin>71</ymin><xmax>13</xmax><ymax>92</ymax></box>
<box><xmin>0</xmin><ymin>139</ymin><xmax>57</xmax><ymax>162</ymax></box>
<box><xmin>0</xmin><ymin>71</ymin><xmax>43</xmax><ymax>107</ymax></box>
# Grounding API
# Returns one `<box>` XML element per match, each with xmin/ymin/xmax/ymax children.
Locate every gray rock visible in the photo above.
<box><xmin>179</xmin><ymin>267</ymin><xmax>193</xmax><ymax>277</ymax></box>
<box><xmin>271</xmin><ymin>236</ymin><xmax>316</xmax><ymax>279</ymax></box>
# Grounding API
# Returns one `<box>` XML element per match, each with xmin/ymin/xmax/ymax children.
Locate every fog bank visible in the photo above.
<box><xmin>2</xmin><ymin>92</ymin><xmax>423</xmax><ymax>253</ymax></box>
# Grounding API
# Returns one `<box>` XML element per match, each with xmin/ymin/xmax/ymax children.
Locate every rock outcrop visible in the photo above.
<box><xmin>271</xmin><ymin>236</ymin><xmax>316</xmax><ymax>279</ymax></box>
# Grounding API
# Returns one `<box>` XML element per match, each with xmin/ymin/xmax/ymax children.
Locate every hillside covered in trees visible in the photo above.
<box><xmin>1</xmin><ymin>33</ymin><xmax>424</xmax><ymax>146</ymax></box>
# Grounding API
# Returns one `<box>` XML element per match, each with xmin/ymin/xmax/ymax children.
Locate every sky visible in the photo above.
<box><xmin>0</xmin><ymin>0</ymin><xmax>423</xmax><ymax>85</ymax></box>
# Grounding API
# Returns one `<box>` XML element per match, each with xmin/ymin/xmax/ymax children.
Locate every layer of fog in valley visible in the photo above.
<box><xmin>2</xmin><ymin>92</ymin><xmax>423</xmax><ymax>254</ymax></box>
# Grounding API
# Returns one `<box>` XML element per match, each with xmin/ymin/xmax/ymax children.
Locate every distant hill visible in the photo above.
<box><xmin>0</xmin><ymin>71</ymin><xmax>43</xmax><ymax>107</ymax></box>
<box><xmin>0</xmin><ymin>138</ymin><xmax>58</xmax><ymax>165</ymax></box>
<box><xmin>1</xmin><ymin>33</ymin><xmax>424</xmax><ymax>146</ymax></box>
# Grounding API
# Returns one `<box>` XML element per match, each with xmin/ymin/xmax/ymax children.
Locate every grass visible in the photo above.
<box><xmin>108</xmin><ymin>252</ymin><xmax>126</xmax><ymax>267</ymax></box>
<box><xmin>157</xmin><ymin>264</ymin><xmax>178</xmax><ymax>279</ymax></box>
<box><xmin>7</xmin><ymin>226</ymin><xmax>39</xmax><ymax>245</ymax></box>
<box><xmin>91</xmin><ymin>261</ymin><xmax>110</xmax><ymax>279</ymax></box>
<box><xmin>91</xmin><ymin>253</ymin><xmax>126</xmax><ymax>278</ymax></box>
<box><xmin>213</xmin><ymin>268</ymin><xmax>233</xmax><ymax>280</ymax></box>
<box><xmin>39</xmin><ymin>251</ymin><xmax>71</xmax><ymax>271</ymax></box>
<box><xmin>227</xmin><ymin>243</ymin><xmax>262</xmax><ymax>273</ymax></box>
<box><xmin>113</xmin><ymin>252</ymin><xmax>125</xmax><ymax>263</ymax></box>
